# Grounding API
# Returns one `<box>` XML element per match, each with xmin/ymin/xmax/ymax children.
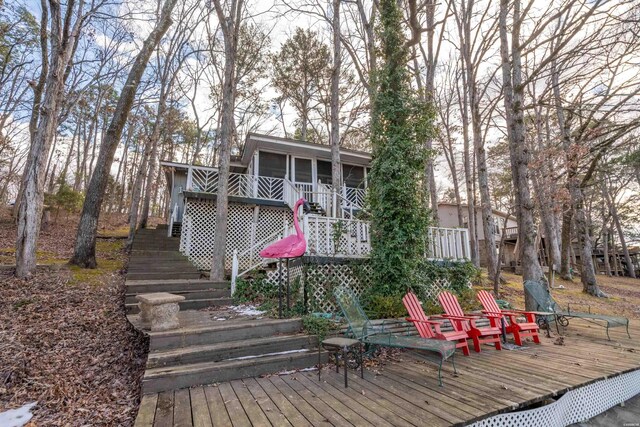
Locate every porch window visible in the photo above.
<box><xmin>317</xmin><ymin>160</ymin><xmax>333</xmax><ymax>185</ymax></box>
<box><xmin>258</xmin><ymin>151</ymin><xmax>287</xmax><ymax>178</ymax></box>
<box><xmin>343</xmin><ymin>164</ymin><xmax>365</xmax><ymax>188</ymax></box>
<box><xmin>293</xmin><ymin>158</ymin><xmax>313</xmax><ymax>182</ymax></box>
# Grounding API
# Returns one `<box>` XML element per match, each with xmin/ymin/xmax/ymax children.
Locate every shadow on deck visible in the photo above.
<box><xmin>134</xmin><ymin>320</ymin><xmax>640</xmax><ymax>426</ymax></box>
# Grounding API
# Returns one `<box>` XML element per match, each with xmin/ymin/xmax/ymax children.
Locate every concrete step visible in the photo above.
<box><xmin>126</xmin><ymin>297</ymin><xmax>232</xmax><ymax>314</ymax></box>
<box><xmin>142</xmin><ymin>350</ymin><xmax>325</xmax><ymax>394</ymax></box>
<box><xmin>126</xmin><ymin>279</ymin><xmax>229</xmax><ymax>294</ymax></box>
<box><xmin>126</xmin><ymin>271</ymin><xmax>202</xmax><ymax>281</ymax></box>
<box><xmin>125</xmin><ymin>289</ymin><xmax>230</xmax><ymax>304</ymax></box>
<box><xmin>146</xmin><ymin>318</ymin><xmax>303</xmax><ymax>351</ymax></box>
<box><xmin>147</xmin><ymin>334</ymin><xmax>317</xmax><ymax>368</ymax></box>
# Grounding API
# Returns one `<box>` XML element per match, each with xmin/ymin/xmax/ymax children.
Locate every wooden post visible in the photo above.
<box><xmin>186</xmin><ymin>166</ymin><xmax>193</xmax><ymax>190</ymax></box>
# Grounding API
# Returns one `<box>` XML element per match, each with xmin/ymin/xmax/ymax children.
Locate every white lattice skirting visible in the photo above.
<box><xmin>471</xmin><ymin>369</ymin><xmax>640</xmax><ymax>427</ymax></box>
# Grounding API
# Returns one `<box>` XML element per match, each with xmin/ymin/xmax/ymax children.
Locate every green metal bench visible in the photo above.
<box><xmin>334</xmin><ymin>286</ymin><xmax>457</xmax><ymax>386</ymax></box>
<box><xmin>524</xmin><ymin>280</ymin><xmax>630</xmax><ymax>340</ymax></box>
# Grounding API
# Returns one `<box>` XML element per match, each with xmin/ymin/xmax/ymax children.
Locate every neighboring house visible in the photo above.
<box><xmin>161</xmin><ymin>133</ymin><xmax>471</xmax><ymax>281</ymax></box>
<box><xmin>437</xmin><ymin>203</ymin><xmax>519</xmax><ymax>268</ymax></box>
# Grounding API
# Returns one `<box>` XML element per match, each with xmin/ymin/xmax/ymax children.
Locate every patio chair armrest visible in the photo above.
<box><xmin>501</xmin><ymin>309</ymin><xmax>537</xmax><ymax>322</ymax></box>
<box><xmin>439</xmin><ymin>314</ymin><xmax>479</xmax><ymax>321</ymax></box>
<box><xmin>481</xmin><ymin>310</ymin><xmax>504</xmax><ymax>318</ymax></box>
<box><xmin>406</xmin><ymin>317</ymin><xmax>444</xmax><ymax>334</ymax></box>
<box><xmin>567</xmin><ymin>303</ymin><xmax>591</xmax><ymax>314</ymax></box>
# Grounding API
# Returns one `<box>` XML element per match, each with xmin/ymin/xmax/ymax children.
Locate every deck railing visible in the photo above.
<box><xmin>426</xmin><ymin>227</ymin><xmax>472</xmax><ymax>260</ymax></box>
<box><xmin>188</xmin><ymin>166</ymin><xmax>286</xmax><ymax>202</ymax></box>
<box><xmin>186</xmin><ymin>164</ymin><xmax>367</xmax><ymax>216</ymax></box>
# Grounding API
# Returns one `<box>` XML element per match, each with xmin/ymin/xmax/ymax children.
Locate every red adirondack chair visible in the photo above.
<box><xmin>436</xmin><ymin>291</ymin><xmax>502</xmax><ymax>352</ymax></box>
<box><xmin>477</xmin><ymin>290</ymin><xmax>541</xmax><ymax>346</ymax></box>
<box><xmin>403</xmin><ymin>292</ymin><xmax>470</xmax><ymax>356</ymax></box>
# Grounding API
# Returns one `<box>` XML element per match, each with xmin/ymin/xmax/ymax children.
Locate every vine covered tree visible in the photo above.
<box><xmin>368</xmin><ymin>0</ymin><xmax>433</xmax><ymax>296</ymax></box>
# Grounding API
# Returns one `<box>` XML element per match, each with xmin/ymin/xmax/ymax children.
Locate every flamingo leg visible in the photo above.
<box><xmin>278</xmin><ymin>259</ymin><xmax>283</xmax><ymax>318</ymax></box>
<box><xmin>286</xmin><ymin>258</ymin><xmax>290</xmax><ymax>312</ymax></box>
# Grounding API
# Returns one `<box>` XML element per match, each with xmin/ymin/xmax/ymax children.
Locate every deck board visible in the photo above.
<box><xmin>140</xmin><ymin>320</ymin><xmax>640</xmax><ymax>426</ymax></box>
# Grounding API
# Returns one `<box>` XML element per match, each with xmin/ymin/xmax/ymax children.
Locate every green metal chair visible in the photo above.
<box><xmin>524</xmin><ymin>280</ymin><xmax>630</xmax><ymax>340</ymax></box>
<box><xmin>334</xmin><ymin>286</ymin><xmax>457</xmax><ymax>386</ymax></box>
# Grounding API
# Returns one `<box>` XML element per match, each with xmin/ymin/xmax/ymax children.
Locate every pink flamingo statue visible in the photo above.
<box><xmin>260</xmin><ymin>197</ymin><xmax>307</xmax><ymax>317</ymax></box>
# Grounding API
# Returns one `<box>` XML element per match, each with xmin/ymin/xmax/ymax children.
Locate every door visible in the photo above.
<box><xmin>292</xmin><ymin>157</ymin><xmax>314</xmax><ymax>201</ymax></box>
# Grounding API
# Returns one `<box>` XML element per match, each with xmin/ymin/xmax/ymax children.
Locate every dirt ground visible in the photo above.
<box><xmin>490</xmin><ymin>271</ymin><xmax>640</xmax><ymax>320</ymax></box>
<box><xmin>0</xmin><ymin>208</ymin><xmax>151</xmax><ymax>426</ymax></box>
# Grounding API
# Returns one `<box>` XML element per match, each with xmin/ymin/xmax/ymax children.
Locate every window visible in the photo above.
<box><xmin>342</xmin><ymin>164</ymin><xmax>365</xmax><ymax>188</ymax></box>
<box><xmin>293</xmin><ymin>158</ymin><xmax>312</xmax><ymax>182</ymax></box>
<box><xmin>317</xmin><ymin>160</ymin><xmax>333</xmax><ymax>185</ymax></box>
<box><xmin>258</xmin><ymin>152</ymin><xmax>287</xmax><ymax>179</ymax></box>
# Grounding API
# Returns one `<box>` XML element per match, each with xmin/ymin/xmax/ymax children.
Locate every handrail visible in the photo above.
<box><xmin>168</xmin><ymin>203</ymin><xmax>178</xmax><ymax>237</ymax></box>
<box><xmin>236</xmin><ymin>223</ymin><xmax>296</xmax><ymax>277</ymax></box>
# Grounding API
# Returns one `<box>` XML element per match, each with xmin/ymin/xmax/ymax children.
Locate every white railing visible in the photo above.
<box><xmin>188</xmin><ymin>165</ymin><xmax>286</xmax><ymax>202</ymax></box>
<box><xmin>426</xmin><ymin>227</ymin><xmax>472</xmax><ymax>261</ymax></box>
<box><xmin>294</xmin><ymin>182</ymin><xmax>315</xmax><ymax>202</ymax></box>
<box><xmin>230</xmin><ymin>215</ymin><xmax>472</xmax><ymax>283</ymax></box>
<box><xmin>237</xmin><ymin>223</ymin><xmax>295</xmax><ymax>276</ymax></box>
<box><xmin>168</xmin><ymin>203</ymin><xmax>179</xmax><ymax>237</ymax></box>
<box><xmin>283</xmin><ymin>178</ymin><xmax>303</xmax><ymax>211</ymax></box>
<box><xmin>185</xmin><ymin>164</ymin><xmax>368</xmax><ymax>219</ymax></box>
<box><xmin>343</xmin><ymin>185</ymin><xmax>366</xmax><ymax>210</ymax></box>
<box><xmin>303</xmin><ymin>216</ymin><xmax>371</xmax><ymax>257</ymax></box>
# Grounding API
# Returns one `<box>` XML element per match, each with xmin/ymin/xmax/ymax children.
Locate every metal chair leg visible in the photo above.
<box><xmin>343</xmin><ymin>348</ymin><xmax>348</xmax><ymax>388</ymax></box>
<box><xmin>451</xmin><ymin>352</ymin><xmax>457</xmax><ymax>375</ymax></box>
<box><xmin>360</xmin><ymin>343</ymin><xmax>364</xmax><ymax>379</ymax></box>
<box><xmin>318</xmin><ymin>344</ymin><xmax>321</xmax><ymax>381</ymax></box>
<box><xmin>626</xmin><ymin>322</ymin><xmax>631</xmax><ymax>339</ymax></box>
<box><xmin>438</xmin><ymin>359</ymin><xmax>443</xmax><ymax>387</ymax></box>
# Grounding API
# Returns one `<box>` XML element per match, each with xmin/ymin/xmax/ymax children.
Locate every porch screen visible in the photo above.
<box><xmin>258</xmin><ymin>151</ymin><xmax>287</xmax><ymax>178</ymax></box>
<box><xmin>317</xmin><ymin>160</ymin><xmax>333</xmax><ymax>185</ymax></box>
<box><xmin>343</xmin><ymin>164</ymin><xmax>365</xmax><ymax>188</ymax></box>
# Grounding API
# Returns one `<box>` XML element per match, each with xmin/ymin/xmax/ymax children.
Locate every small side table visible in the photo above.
<box><xmin>318</xmin><ymin>337</ymin><xmax>363</xmax><ymax>388</ymax></box>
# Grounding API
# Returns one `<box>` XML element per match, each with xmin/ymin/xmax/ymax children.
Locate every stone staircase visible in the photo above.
<box><xmin>139</xmin><ymin>315</ymin><xmax>323</xmax><ymax>394</ymax></box>
<box><xmin>125</xmin><ymin>228</ymin><xmax>232</xmax><ymax>314</ymax></box>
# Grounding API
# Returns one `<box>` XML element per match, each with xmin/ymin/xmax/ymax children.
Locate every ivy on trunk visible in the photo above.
<box><xmin>367</xmin><ymin>0</ymin><xmax>434</xmax><ymax>297</ymax></box>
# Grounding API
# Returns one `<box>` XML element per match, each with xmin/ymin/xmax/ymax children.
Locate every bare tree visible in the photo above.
<box><xmin>71</xmin><ymin>0</ymin><xmax>180</xmax><ymax>268</ymax></box>
<box><xmin>209</xmin><ymin>0</ymin><xmax>246</xmax><ymax>280</ymax></box>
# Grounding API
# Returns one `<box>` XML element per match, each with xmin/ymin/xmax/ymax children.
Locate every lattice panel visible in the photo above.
<box><xmin>179</xmin><ymin>199</ymin><xmax>290</xmax><ymax>270</ymax></box>
<box><xmin>471</xmin><ymin>369</ymin><xmax>640</xmax><ymax>427</ymax></box>
<box><xmin>305</xmin><ymin>263</ymin><xmax>373</xmax><ymax>313</ymax></box>
<box><xmin>264</xmin><ymin>263</ymin><xmax>304</xmax><ymax>289</ymax></box>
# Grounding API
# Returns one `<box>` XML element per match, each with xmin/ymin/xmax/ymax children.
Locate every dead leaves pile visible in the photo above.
<box><xmin>0</xmin><ymin>266</ymin><xmax>148</xmax><ymax>426</ymax></box>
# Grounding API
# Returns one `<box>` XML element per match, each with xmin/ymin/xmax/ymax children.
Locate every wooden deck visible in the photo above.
<box><xmin>134</xmin><ymin>321</ymin><xmax>640</xmax><ymax>427</ymax></box>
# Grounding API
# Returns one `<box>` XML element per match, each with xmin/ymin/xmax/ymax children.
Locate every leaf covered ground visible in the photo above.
<box><xmin>493</xmin><ymin>271</ymin><xmax>640</xmax><ymax>320</ymax></box>
<box><xmin>0</xmin><ymin>208</ymin><xmax>148</xmax><ymax>426</ymax></box>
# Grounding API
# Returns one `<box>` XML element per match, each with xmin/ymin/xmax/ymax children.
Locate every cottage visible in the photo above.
<box><xmin>161</xmin><ymin>133</ymin><xmax>471</xmax><ymax>283</ymax></box>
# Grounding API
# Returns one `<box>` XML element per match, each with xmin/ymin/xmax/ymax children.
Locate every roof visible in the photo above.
<box><xmin>241</xmin><ymin>133</ymin><xmax>372</xmax><ymax>166</ymax></box>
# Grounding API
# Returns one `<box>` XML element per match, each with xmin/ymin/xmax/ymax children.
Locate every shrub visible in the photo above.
<box><xmin>363</xmin><ymin>294</ymin><xmax>407</xmax><ymax>319</ymax></box>
<box><xmin>302</xmin><ymin>315</ymin><xmax>337</xmax><ymax>340</ymax></box>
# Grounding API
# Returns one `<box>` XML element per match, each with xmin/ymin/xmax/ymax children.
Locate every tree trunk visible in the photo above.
<box><xmin>16</xmin><ymin>0</ymin><xmax>79</xmax><ymax>278</ymax></box>
<box><xmin>560</xmin><ymin>205</ymin><xmax>573</xmax><ymax>279</ymax></box>
<box><xmin>140</xmin><ymin>98</ymin><xmax>168</xmax><ymax>229</ymax></box>
<box><xmin>457</xmin><ymin>69</ymin><xmax>479</xmax><ymax>267</ymax></box>
<box><xmin>70</xmin><ymin>0</ymin><xmax>178</xmax><ymax>268</ymax></box>
<box><xmin>330</xmin><ymin>0</ymin><xmax>342</xmax><ymax>201</ymax></box>
<box><xmin>604</xmin><ymin>180</ymin><xmax>636</xmax><ymax>278</ymax></box>
<box><xmin>499</xmin><ymin>0</ymin><xmax>544</xmax><ymax>309</ymax></box>
<box><xmin>209</xmin><ymin>0</ymin><xmax>243</xmax><ymax>280</ymax></box>
<box><xmin>126</xmin><ymin>139</ymin><xmax>151</xmax><ymax>248</ymax></box>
